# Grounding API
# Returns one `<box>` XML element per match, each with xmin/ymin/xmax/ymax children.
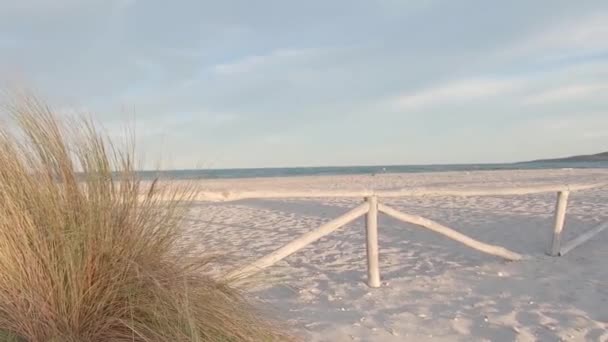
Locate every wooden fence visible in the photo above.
<box><xmin>196</xmin><ymin>183</ymin><xmax>607</xmax><ymax>288</ymax></box>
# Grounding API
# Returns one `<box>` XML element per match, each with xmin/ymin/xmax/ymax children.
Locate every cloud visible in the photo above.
<box><xmin>261</xmin><ymin>134</ymin><xmax>284</xmax><ymax>145</ymax></box>
<box><xmin>130</xmin><ymin>111</ymin><xmax>240</xmax><ymax>136</ymax></box>
<box><xmin>537</xmin><ymin>13</ymin><xmax>608</xmax><ymax>51</ymax></box>
<box><xmin>582</xmin><ymin>130</ymin><xmax>608</xmax><ymax>139</ymax></box>
<box><xmin>390</xmin><ymin>78</ymin><xmax>522</xmax><ymax>110</ymax></box>
<box><xmin>0</xmin><ymin>0</ymin><xmax>131</xmax><ymax>15</ymax></box>
<box><xmin>506</xmin><ymin>12</ymin><xmax>608</xmax><ymax>61</ymax></box>
<box><xmin>0</xmin><ymin>0</ymin><xmax>85</xmax><ymax>13</ymax></box>
<box><xmin>2</xmin><ymin>0</ymin><xmax>608</xmax><ymax>168</ymax></box>
<box><xmin>389</xmin><ymin>56</ymin><xmax>608</xmax><ymax>112</ymax></box>
<box><xmin>519</xmin><ymin>111</ymin><xmax>608</xmax><ymax>139</ymax></box>
<box><xmin>211</xmin><ymin>48</ymin><xmax>325</xmax><ymax>75</ymax></box>
<box><xmin>524</xmin><ymin>82</ymin><xmax>608</xmax><ymax>105</ymax></box>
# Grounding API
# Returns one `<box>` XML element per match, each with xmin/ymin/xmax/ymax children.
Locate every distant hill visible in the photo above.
<box><xmin>524</xmin><ymin>151</ymin><xmax>608</xmax><ymax>163</ymax></box>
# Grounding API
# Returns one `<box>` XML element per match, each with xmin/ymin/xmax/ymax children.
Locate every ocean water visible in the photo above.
<box><xmin>138</xmin><ymin>161</ymin><xmax>608</xmax><ymax>180</ymax></box>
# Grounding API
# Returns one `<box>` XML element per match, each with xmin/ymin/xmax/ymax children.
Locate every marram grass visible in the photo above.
<box><xmin>0</xmin><ymin>94</ymin><xmax>290</xmax><ymax>341</ymax></box>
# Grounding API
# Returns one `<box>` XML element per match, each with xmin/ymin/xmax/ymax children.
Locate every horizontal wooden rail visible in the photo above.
<box><xmin>378</xmin><ymin>203</ymin><xmax>524</xmax><ymax>261</ymax></box>
<box><xmin>225</xmin><ymin>202</ymin><xmax>370</xmax><ymax>281</ymax></box>
<box><xmin>194</xmin><ymin>183</ymin><xmax>605</xmax><ymax>202</ymax></box>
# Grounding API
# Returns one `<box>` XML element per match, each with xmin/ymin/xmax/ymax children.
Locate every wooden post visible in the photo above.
<box><xmin>365</xmin><ymin>196</ymin><xmax>381</xmax><ymax>288</ymax></box>
<box><xmin>550</xmin><ymin>191</ymin><xmax>570</xmax><ymax>256</ymax></box>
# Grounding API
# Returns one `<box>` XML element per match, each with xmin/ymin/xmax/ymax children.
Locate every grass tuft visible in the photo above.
<box><xmin>0</xmin><ymin>93</ymin><xmax>289</xmax><ymax>341</ymax></box>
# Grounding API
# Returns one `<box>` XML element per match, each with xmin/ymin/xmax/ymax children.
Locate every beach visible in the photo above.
<box><xmin>184</xmin><ymin>169</ymin><xmax>608</xmax><ymax>341</ymax></box>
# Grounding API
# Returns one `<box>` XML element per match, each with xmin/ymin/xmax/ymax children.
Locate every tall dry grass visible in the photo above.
<box><xmin>0</xmin><ymin>94</ymin><xmax>289</xmax><ymax>341</ymax></box>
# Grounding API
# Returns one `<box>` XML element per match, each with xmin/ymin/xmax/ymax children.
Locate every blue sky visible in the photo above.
<box><xmin>1</xmin><ymin>0</ymin><xmax>607</xmax><ymax>169</ymax></box>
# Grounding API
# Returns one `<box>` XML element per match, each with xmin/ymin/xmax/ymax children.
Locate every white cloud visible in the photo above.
<box><xmin>508</xmin><ymin>12</ymin><xmax>608</xmax><ymax>60</ymax></box>
<box><xmin>582</xmin><ymin>130</ymin><xmax>608</xmax><ymax>139</ymax></box>
<box><xmin>211</xmin><ymin>48</ymin><xmax>323</xmax><ymax>75</ymax></box>
<box><xmin>390</xmin><ymin>57</ymin><xmax>608</xmax><ymax>111</ymax></box>
<box><xmin>0</xmin><ymin>0</ymin><xmax>115</xmax><ymax>15</ymax></box>
<box><xmin>524</xmin><ymin>82</ymin><xmax>608</xmax><ymax>105</ymax></box>
<box><xmin>391</xmin><ymin>78</ymin><xmax>522</xmax><ymax>110</ymax></box>
<box><xmin>504</xmin><ymin>112</ymin><xmax>608</xmax><ymax>160</ymax></box>
<box><xmin>88</xmin><ymin>109</ymin><xmax>241</xmax><ymax>142</ymax></box>
<box><xmin>261</xmin><ymin>134</ymin><xmax>284</xmax><ymax>145</ymax></box>
<box><xmin>142</xmin><ymin>112</ymin><xmax>239</xmax><ymax>133</ymax></box>
<box><xmin>113</xmin><ymin>0</ymin><xmax>136</xmax><ymax>11</ymax></box>
<box><xmin>0</xmin><ymin>0</ymin><xmax>82</xmax><ymax>12</ymax></box>
<box><xmin>519</xmin><ymin>111</ymin><xmax>608</xmax><ymax>135</ymax></box>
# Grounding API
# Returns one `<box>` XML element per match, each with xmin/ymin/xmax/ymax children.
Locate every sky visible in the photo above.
<box><xmin>1</xmin><ymin>0</ymin><xmax>607</xmax><ymax>169</ymax></box>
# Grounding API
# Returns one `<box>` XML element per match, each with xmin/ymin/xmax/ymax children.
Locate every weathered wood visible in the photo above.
<box><xmin>225</xmin><ymin>202</ymin><xmax>370</xmax><ymax>280</ymax></box>
<box><xmin>365</xmin><ymin>196</ymin><xmax>381</xmax><ymax>288</ymax></box>
<box><xmin>378</xmin><ymin>203</ymin><xmax>524</xmax><ymax>261</ymax></box>
<box><xmin>378</xmin><ymin>183</ymin><xmax>601</xmax><ymax>198</ymax></box>
<box><xmin>193</xmin><ymin>183</ymin><xmax>605</xmax><ymax>202</ymax></box>
<box><xmin>559</xmin><ymin>221</ymin><xmax>608</xmax><ymax>256</ymax></box>
<box><xmin>550</xmin><ymin>191</ymin><xmax>570</xmax><ymax>256</ymax></box>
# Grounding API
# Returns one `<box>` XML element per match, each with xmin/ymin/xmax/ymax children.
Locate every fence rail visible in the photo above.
<box><xmin>215</xmin><ymin>182</ymin><xmax>607</xmax><ymax>287</ymax></box>
<box><xmin>195</xmin><ymin>183</ymin><xmax>604</xmax><ymax>202</ymax></box>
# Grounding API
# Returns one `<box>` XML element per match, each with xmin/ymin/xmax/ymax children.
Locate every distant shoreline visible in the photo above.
<box><xmin>137</xmin><ymin>161</ymin><xmax>608</xmax><ymax>180</ymax></box>
<box><xmin>525</xmin><ymin>151</ymin><xmax>608</xmax><ymax>163</ymax></box>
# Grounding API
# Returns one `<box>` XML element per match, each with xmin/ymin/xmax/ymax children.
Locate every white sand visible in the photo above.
<box><xmin>183</xmin><ymin>169</ymin><xmax>608</xmax><ymax>341</ymax></box>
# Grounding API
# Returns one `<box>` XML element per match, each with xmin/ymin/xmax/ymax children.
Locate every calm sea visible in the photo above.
<box><xmin>138</xmin><ymin>161</ymin><xmax>608</xmax><ymax>180</ymax></box>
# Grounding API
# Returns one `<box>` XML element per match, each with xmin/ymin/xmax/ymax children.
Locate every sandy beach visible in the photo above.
<box><xmin>182</xmin><ymin>169</ymin><xmax>608</xmax><ymax>341</ymax></box>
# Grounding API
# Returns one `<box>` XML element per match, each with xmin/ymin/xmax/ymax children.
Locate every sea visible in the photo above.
<box><xmin>138</xmin><ymin>161</ymin><xmax>608</xmax><ymax>180</ymax></box>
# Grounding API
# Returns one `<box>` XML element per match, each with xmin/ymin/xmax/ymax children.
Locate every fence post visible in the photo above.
<box><xmin>550</xmin><ymin>191</ymin><xmax>570</xmax><ymax>256</ymax></box>
<box><xmin>366</xmin><ymin>196</ymin><xmax>381</xmax><ymax>288</ymax></box>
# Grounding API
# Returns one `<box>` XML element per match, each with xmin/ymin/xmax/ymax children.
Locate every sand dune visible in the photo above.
<box><xmin>184</xmin><ymin>169</ymin><xmax>608</xmax><ymax>341</ymax></box>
